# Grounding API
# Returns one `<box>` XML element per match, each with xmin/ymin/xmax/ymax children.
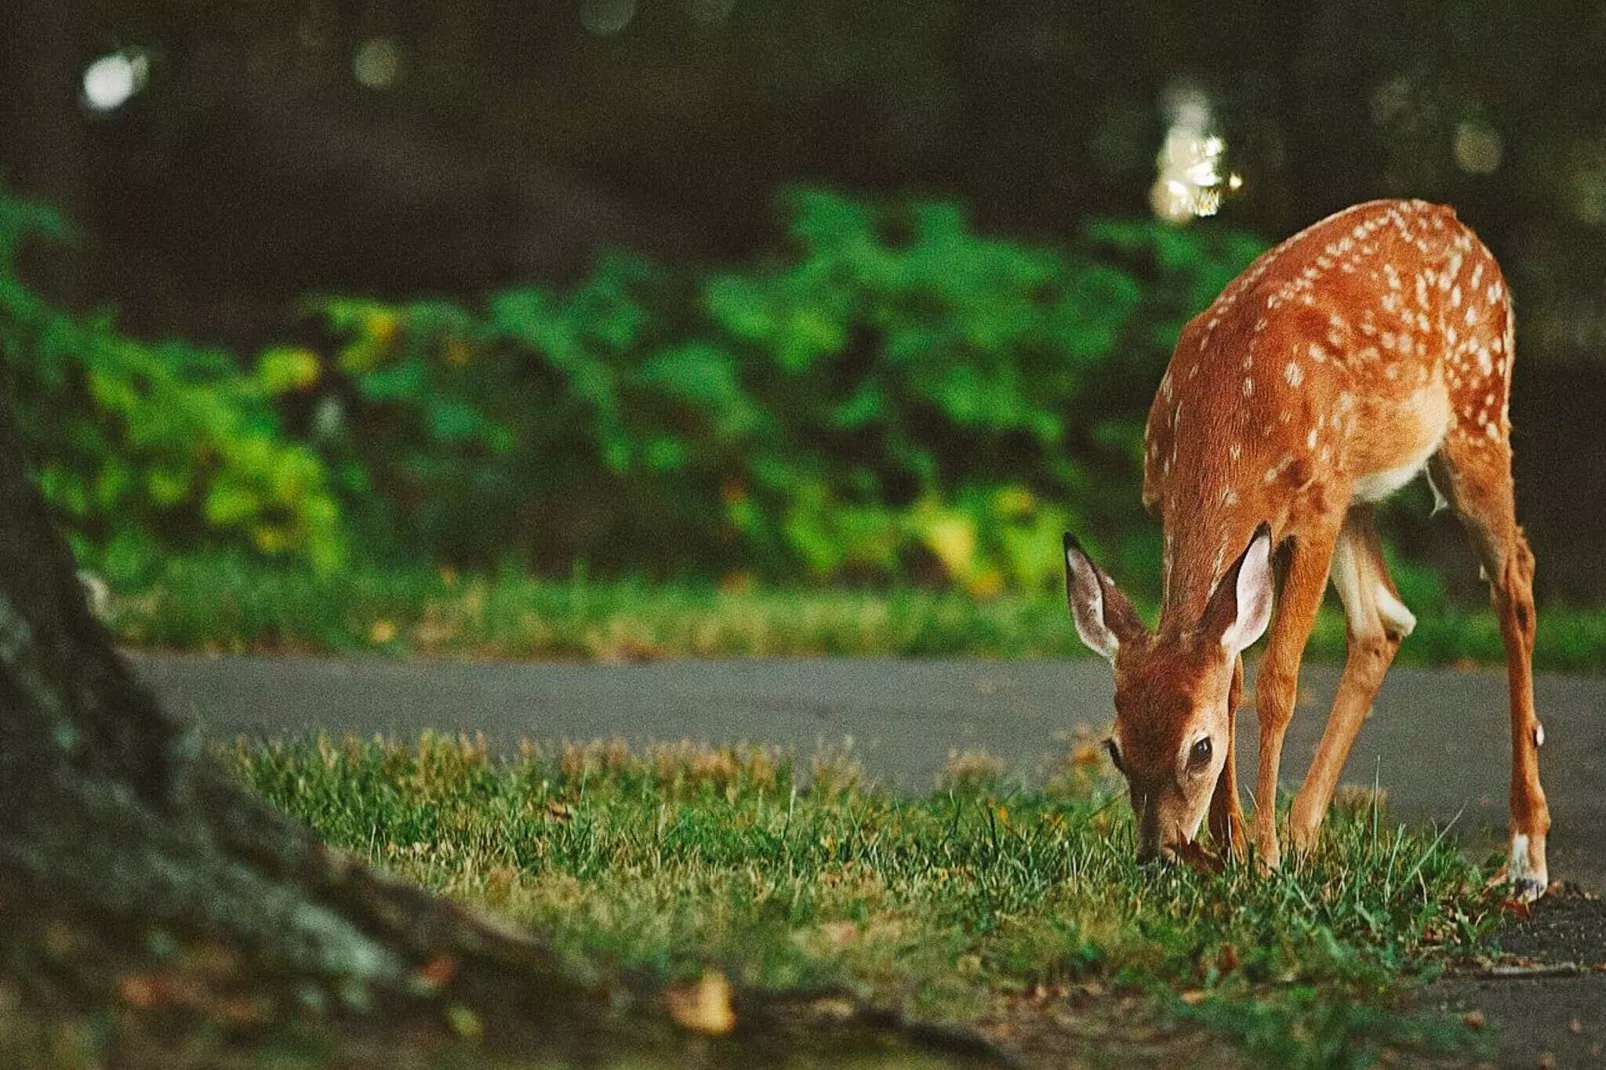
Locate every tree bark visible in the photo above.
<box><xmin>0</xmin><ymin>388</ymin><xmax>997</xmax><ymax>1065</ymax></box>
<box><xmin>0</xmin><ymin>375</ymin><xmax>638</xmax><ymax>1058</ymax></box>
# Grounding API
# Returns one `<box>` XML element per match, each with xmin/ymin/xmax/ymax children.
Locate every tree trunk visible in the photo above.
<box><xmin>0</xmin><ymin>391</ymin><xmax>993</xmax><ymax>1065</ymax></box>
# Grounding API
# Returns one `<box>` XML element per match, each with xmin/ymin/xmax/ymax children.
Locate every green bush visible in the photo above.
<box><xmin>307</xmin><ymin>189</ymin><xmax>1266</xmax><ymax>593</ymax></box>
<box><xmin>0</xmin><ymin>187</ymin><xmax>345</xmax><ymax>576</ymax></box>
<box><xmin>0</xmin><ymin>184</ymin><xmax>1267</xmax><ymax>593</ymax></box>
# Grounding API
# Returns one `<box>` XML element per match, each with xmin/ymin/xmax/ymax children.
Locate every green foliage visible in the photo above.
<box><xmin>107</xmin><ymin>554</ymin><xmax>1606</xmax><ymax>670</ymax></box>
<box><xmin>0</xmin><ymin>183</ymin><xmax>1270</xmax><ymax>592</ymax></box>
<box><xmin>310</xmin><ymin>189</ymin><xmax>1266</xmax><ymax>592</ymax></box>
<box><xmin>0</xmin><ymin>186</ymin><xmax>345</xmax><ymax>574</ymax></box>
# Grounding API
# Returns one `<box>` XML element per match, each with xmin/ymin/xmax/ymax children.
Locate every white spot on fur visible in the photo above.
<box><xmin>1263</xmin><ymin>453</ymin><xmax>1294</xmax><ymax>484</ymax></box>
<box><xmin>1285</xmin><ymin>361</ymin><xmax>1304</xmax><ymax>387</ymax></box>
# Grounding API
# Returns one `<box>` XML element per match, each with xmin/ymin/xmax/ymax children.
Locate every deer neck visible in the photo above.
<box><xmin>1158</xmin><ymin>503</ymin><xmax>1264</xmax><ymax>635</ymax></box>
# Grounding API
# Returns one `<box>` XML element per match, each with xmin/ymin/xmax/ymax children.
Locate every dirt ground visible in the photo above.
<box><xmin>1420</xmin><ymin>884</ymin><xmax>1606</xmax><ymax>1069</ymax></box>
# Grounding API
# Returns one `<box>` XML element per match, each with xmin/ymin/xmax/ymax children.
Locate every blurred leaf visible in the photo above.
<box><xmin>257</xmin><ymin>347</ymin><xmax>321</xmax><ymax>394</ymax></box>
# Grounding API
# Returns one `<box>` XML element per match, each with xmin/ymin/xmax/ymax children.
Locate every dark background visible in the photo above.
<box><xmin>3</xmin><ymin>0</ymin><xmax>1604</xmax><ymax>596</ymax></box>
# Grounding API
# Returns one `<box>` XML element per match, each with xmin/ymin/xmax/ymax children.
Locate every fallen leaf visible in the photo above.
<box><xmin>118</xmin><ymin>974</ymin><xmax>160</xmax><ymax>1009</ymax></box>
<box><xmin>1462</xmin><ymin>1009</ymin><xmax>1485</xmax><ymax>1031</ymax></box>
<box><xmin>413</xmin><ymin>955</ymin><xmax>457</xmax><ymax>992</ymax></box>
<box><xmin>666</xmin><ymin>971</ymin><xmax>736</xmax><ymax>1036</ymax></box>
<box><xmin>1070</xmin><ymin>743</ymin><xmax>1102</xmax><ymax>768</ymax></box>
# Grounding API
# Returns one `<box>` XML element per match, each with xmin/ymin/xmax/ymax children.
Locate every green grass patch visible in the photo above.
<box><xmin>230</xmin><ymin>734</ymin><xmax>1502</xmax><ymax>1069</ymax></box>
<box><xmin>108</xmin><ymin>554</ymin><xmax>1606</xmax><ymax>671</ymax></box>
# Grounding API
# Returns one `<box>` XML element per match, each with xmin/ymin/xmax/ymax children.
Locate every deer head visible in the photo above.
<box><xmin>1064</xmin><ymin>524</ymin><xmax>1274</xmax><ymax>861</ymax></box>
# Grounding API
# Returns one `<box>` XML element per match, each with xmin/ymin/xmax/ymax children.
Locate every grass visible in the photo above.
<box><xmin>226</xmin><ymin>733</ymin><xmax>1504</xmax><ymax>1069</ymax></box>
<box><xmin>103</xmin><ymin>554</ymin><xmax>1606</xmax><ymax>671</ymax></box>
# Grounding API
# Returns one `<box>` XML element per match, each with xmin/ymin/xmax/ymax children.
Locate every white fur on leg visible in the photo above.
<box><xmin>1507</xmin><ymin>832</ymin><xmax>1549</xmax><ymax>903</ymax></box>
<box><xmin>1375</xmin><ymin>583</ymin><xmax>1416</xmax><ymax>638</ymax></box>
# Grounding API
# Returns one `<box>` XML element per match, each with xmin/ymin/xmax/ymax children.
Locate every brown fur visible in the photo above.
<box><xmin>1080</xmin><ymin>200</ymin><xmax>1550</xmax><ymax>896</ymax></box>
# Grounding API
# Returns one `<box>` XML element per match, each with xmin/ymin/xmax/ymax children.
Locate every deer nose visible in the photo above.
<box><xmin>1136</xmin><ymin>835</ymin><xmax>1182</xmax><ymax>865</ymax></box>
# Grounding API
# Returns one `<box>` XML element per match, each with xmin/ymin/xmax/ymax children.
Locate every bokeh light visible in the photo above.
<box><xmin>1564</xmin><ymin>139</ymin><xmax>1606</xmax><ymax>225</ymax></box>
<box><xmin>353</xmin><ymin>38</ymin><xmax>403</xmax><ymax>89</ymax></box>
<box><xmin>81</xmin><ymin>51</ymin><xmax>149</xmax><ymax>113</ymax></box>
<box><xmin>1454</xmin><ymin>119</ymin><xmax>1503</xmax><ymax>175</ymax></box>
<box><xmin>581</xmin><ymin>0</ymin><xmax>637</xmax><ymax>36</ymax></box>
<box><xmin>686</xmin><ymin>0</ymin><xmax>738</xmax><ymax>25</ymax></box>
<box><xmin>1150</xmin><ymin>83</ymin><xmax>1241</xmax><ymax>222</ymax></box>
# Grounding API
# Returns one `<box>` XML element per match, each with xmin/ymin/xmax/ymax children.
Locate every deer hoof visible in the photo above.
<box><xmin>1510</xmin><ymin>876</ymin><xmax>1548</xmax><ymax>904</ymax></box>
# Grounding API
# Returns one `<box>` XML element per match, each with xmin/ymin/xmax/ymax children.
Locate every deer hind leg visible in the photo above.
<box><xmin>1429</xmin><ymin>440</ymin><xmax>1550</xmax><ymax>901</ymax></box>
<box><xmin>1251</xmin><ymin>517</ymin><xmax>1343</xmax><ymax>869</ymax></box>
<box><xmin>1288</xmin><ymin>505</ymin><xmax>1409</xmax><ymax>855</ymax></box>
<box><xmin>1209</xmin><ymin>655</ymin><xmax>1248</xmax><ymax>858</ymax></box>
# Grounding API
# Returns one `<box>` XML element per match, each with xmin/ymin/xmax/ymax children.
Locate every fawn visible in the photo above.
<box><xmin>1063</xmin><ymin>199</ymin><xmax>1550</xmax><ymax>901</ymax></box>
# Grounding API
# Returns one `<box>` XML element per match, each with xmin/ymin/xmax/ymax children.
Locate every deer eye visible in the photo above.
<box><xmin>1103</xmin><ymin>739</ymin><xmax>1126</xmax><ymax>775</ymax></box>
<box><xmin>1188</xmin><ymin>737</ymin><xmax>1213</xmax><ymax>768</ymax></box>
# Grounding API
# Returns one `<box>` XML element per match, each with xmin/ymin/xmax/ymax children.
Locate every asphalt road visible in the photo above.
<box><xmin>131</xmin><ymin>653</ymin><xmax>1606</xmax><ymax>890</ymax></box>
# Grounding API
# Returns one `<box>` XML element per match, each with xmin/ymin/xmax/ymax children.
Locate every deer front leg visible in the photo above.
<box><xmin>1251</xmin><ymin>523</ymin><xmax>1340</xmax><ymax>869</ymax></box>
<box><xmin>1289</xmin><ymin>506</ymin><xmax>1407</xmax><ymax>855</ymax></box>
<box><xmin>1208</xmin><ymin>655</ymin><xmax>1247</xmax><ymax>858</ymax></box>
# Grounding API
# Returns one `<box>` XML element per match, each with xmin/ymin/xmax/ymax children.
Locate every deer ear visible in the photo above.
<box><xmin>1207</xmin><ymin>523</ymin><xmax>1276</xmax><ymax>655</ymax></box>
<box><xmin>1064</xmin><ymin>533</ymin><xmax>1143</xmax><ymax>662</ymax></box>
